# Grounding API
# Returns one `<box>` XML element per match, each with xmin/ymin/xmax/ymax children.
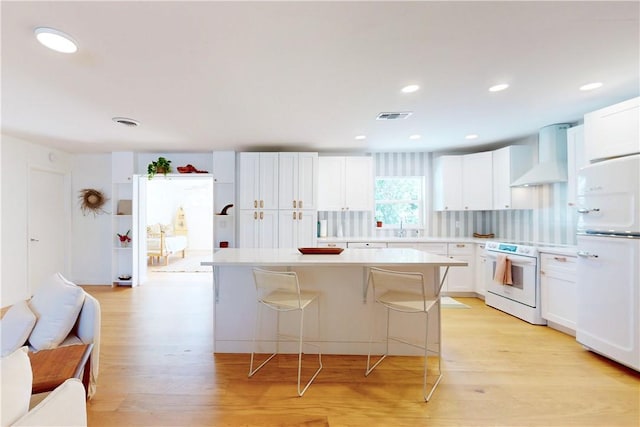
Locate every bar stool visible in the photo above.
<box><xmin>249</xmin><ymin>268</ymin><xmax>323</xmax><ymax>396</ymax></box>
<box><xmin>365</xmin><ymin>267</ymin><xmax>448</xmax><ymax>401</ymax></box>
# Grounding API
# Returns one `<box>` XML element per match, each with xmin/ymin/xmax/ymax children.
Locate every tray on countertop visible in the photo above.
<box><xmin>298</xmin><ymin>247</ymin><xmax>344</xmax><ymax>255</ymax></box>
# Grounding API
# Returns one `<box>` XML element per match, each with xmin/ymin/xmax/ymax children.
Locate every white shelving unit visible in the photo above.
<box><xmin>111</xmin><ymin>152</ymin><xmax>135</xmax><ymax>286</ymax></box>
<box><xmin>212</xmin><ymin>151</ymin><xmax>236</xmax><ymax>248</ymax></box>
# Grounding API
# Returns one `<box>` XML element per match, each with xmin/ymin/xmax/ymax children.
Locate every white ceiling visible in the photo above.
<box><xmin>2</xmin><ymin>1</ymin><xmax>638</xmax><ymax>154</ymax></box>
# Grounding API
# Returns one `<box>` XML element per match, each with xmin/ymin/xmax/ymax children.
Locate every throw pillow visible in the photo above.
<box><xmin>0</xmin><ymin>301</ymin><xmax>37</xmax><ymax>357</ymax></box>
<box><xmin>28</xmin><ymin>273</ymin><xmax>85</xmax><ymax>351</ymax></box>
<box><xmin>0</xmin><ymin>347</ymin><xmax>32</xmax><ymax>426</ymax></box>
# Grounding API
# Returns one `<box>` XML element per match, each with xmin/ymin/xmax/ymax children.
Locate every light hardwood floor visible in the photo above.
<box><xmin>84</xmin><ymin>274</ymin><xmax>640</xmax><ymax>426</ymax></box>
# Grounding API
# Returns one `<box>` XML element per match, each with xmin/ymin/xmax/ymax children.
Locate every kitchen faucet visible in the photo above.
<box><xmin>397</xmin><ymin>219</ymin><xmax>406</xmax><ymax>237</ymax></box>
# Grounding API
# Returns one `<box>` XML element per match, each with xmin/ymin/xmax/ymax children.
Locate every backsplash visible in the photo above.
<box><xmin>318</xmin><ymin>151</ymin><xmax>577</xmax><ymax>245</ymax></box>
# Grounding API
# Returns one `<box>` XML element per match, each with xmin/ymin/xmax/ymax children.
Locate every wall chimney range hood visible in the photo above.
<box><xmin>511</xmin><ymin>123</ymin><xmax>571</xmax><ymax>187</ymax></box>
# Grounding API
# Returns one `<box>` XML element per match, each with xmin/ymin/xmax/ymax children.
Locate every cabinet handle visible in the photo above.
<box><xmin>260</xmin><ymin>200</ymin><xmax>264</xmax><ymax>208</ymax></box>
<box><xmin>299</xmin><ymin>200</ymin><xmax>303</xmax><ymax>209</ymax></box>
<box><xmin>505</xmin><ymin>205</ymin><xmax>509</xmax><ymax>208</ymax></box>
<box><xmin>328</xmin><ymin>243</ymin><xmax>336</xmax><ymax>247</ymax></box>
<box><xmin>293</xmin><ymin>200</ymin><xmax>297</xmax><ymax>208</ymax></box>
<box><xmin>260</xmin><ymin>211</ymin><xmax>264</xmax><ymax>220</ymax></box>
<box><xmin>540</xmin><ymin>271</ymin><xmax>546</xmax><ymax>275</ymax></box>
<box><xmin>465</xmin><ymin>206</ymin><xmax>469</xmax><ymax>210</ymax></box>
<box><xmin>577</xmin><ymin>251</ymin><xmax>598</xmax><ymax>258</ymax></box>
<box><xmin>456</xmin><ymin>244</ymin><xmax>465</xmax><ymax>248</ymax></box>
<box><xmin>577</xmin><ymin>208</ymin><xmax>600</xmax><ymax>214</ymax></box>
<box><xmin>253</xmin><ymin>211</ymin><xmax>257</xmax><ymax>220</ymax></box>
<box><xmin>553</xmin><ymin>256</ymin><xmax>567</xmax><ymax>262</ymax></box>
<box><xmin>254</xmin><ymin>200</ymin><xmax>258</xmax><ymax>208</ymax></box>
<box><xmin>298</xmin><ymin>212</ymin><xmax>302</xmax><ymax>220</ymax></box>
<box><xmin>292</xmin><ymin>211</ymin><xmax>296</xmax><ymax>220</ymax></box>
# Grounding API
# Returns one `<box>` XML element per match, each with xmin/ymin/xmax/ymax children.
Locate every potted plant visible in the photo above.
<box><xmin>147</xmin><ymin>157</ymin><xmax>172</xmax><ymax>178</ymax></box>
<box><xmin>117</xmin><ymin>230</ymin><xmax>132</xmax><ymax>247</ymax></box>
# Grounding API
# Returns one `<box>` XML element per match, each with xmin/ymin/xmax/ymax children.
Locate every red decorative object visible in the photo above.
<box><xmin>177</xmin><ymin>164</ymin><xmax>208</xmax><ymax>174</ymax></box>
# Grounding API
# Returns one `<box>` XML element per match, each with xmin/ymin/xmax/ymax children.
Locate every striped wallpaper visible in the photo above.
<box><xmin>318</xmin><ymin>151</ymin><xmax>577</xmax><ymax>245</ymax></box>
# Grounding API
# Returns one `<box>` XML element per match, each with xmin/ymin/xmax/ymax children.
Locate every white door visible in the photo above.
<box><xmin>318</xmin><ymin>157</ymin><xmax>345</xmax><ymax>211</ymax></box>
<box><xmin>134</xmin><ymin>176</ymin><xmax>147</xmax><ymax>286</ymax></box>
<box><xmin>278</xmin><ymin>153</ymin><xmax>298</xmax><ymax>210</ymax></box>
<box><xmin>344</xmin><ymin>157</ymin><xmax>373</xmax><ymax>211</ymax></box>
<box><xmin>463</xmin><ymin>151</ymin><xmax>492</xmax><ymax>210</ymax></box>
<box><xmin>28</xmin><ymin>168</ymin><xmax>69</xmax><ymax>295</ymax></box>
<box><xmin>258</xmin><ymin>153</ymin><xmax>279</xmax><ymax>210</ymax></box>
<box><xmin>298</xmin><ymin>152</ymin><xmax>318</xmax><ymax>210</ymax></box>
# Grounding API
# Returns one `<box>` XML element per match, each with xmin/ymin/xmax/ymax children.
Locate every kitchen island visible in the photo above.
<box><xmin>202</xmin><ymin>248</ymin><xmax>467</xmax><ymax>355</ymax></box>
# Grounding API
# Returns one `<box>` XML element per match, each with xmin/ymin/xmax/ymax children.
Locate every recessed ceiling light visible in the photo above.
<box><xmin>34</xmin><ymin>27</ymin><xmax>78</xmax><ymax>53</ymax></box>
<box><xmin>409</xmin><ymin>134</ymin><xmax>421</xmax><ymax>140</ymax></box>
<box><xmin>113</xmin><ymin>117</ymin><xmax>140</xmax><ymax>127</ymax></box>
<box><xmin>488</xmin><ymin>83</ymin><xmax>509</xmax><ymax>92</ymax></box>
<box><xmin>355</xmin><ymin>135</ymin><xmax>366</xmax><ymax>140</ymax></box>
<box><xmin>579</xmin><ymin>82</ymin><xmax>603</xmax><ymax>91</ymax></box>
<box><xmin>401</xmin><ymin>85</ymin><xmax>420</xmax><ymax>93</ymax></box>
<box><xmin>465</xmin><ymin>134</ymin><xmax>479</xmax><ymax>140</ymax></box>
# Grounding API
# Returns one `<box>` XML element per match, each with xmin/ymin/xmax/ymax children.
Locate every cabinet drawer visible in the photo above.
<box><xmin>316</xmin><ymin>242</ymin><xmax>347</xmax><ymax>249</ymax></box>
<box><xmin>415</xmin><ymin>243</ymin><xmax>447</xmax><ymax>255</ymax></box>
<box><xmin>540</xmin><ymin>254</ymin><xmax>577</xmax><ymax>274</ymax></box>
<box><xmin>347</xmin><ymin>242</ymin><xmax>387</xmax><ymax>249</ymax></box>
<box><xmin>448</xmin><ymin>242</ymin><xmax>474</xmax><ymax>256</ymax></box>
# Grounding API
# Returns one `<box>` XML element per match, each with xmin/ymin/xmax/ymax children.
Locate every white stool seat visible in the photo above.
<box><xmin>249</xmin><ymin>268</ymin><xmax>323</xmax><ymax>397</ymax></box>
<box><xmin>377</xmin><ymin>291</ymin><xmax>438</xmax><ymax>312</ymax></box>
<box><xmin>261</xmin><ymin>290</ymin><xmax>319</xmax><ymax>310</ymax></box>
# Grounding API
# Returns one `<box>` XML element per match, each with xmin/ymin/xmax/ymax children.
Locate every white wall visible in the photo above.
<box><xmin>71</xmin><ymin>154</ymin><xmax>112</xmax><ymax>284</ymax></box>
<box><xmin>1</xmin><ymin>135</ymin><xmax>72</xmax><ymax>307</ymax></box>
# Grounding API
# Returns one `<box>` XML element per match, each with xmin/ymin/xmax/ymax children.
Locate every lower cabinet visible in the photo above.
<box><xmin>238</xmin><ymin>210</ymin><xmax>278</xmax><ymax>248</ymax></box>
<box><xmin>540</xmin><ymin>253</ymin><xmax>577</xmax><ymax>334</ymax></box>
<box><xmin>445</xmin><ymin>243</ymin><xmax>475</xmax><ymax>293</ymax></box>
<box><xmin>475</xmin><ymin>243</ymin><xmax>487</xmax><ymax>297</ymax></box>
<box><xmin>278</xmin><ymin>210</ymin><xmax>317</xmax><ymax>248</ymax></box>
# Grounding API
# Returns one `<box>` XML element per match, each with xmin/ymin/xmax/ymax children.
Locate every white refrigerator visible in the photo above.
<box><xmin>576</xmin><ymin>153</ymin><xmax>640</xmax><ymax>371</ymax></box>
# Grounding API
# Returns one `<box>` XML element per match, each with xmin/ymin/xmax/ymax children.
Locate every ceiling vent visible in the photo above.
<box><xmin>112</xmin><ymin>117</ymin><xmax>140</xmax><ymax>127</ymax></box>
<box><xmin>376</xmin><ymin>111</ymin><xmax>412</xmax><ymax>120</ymax></box>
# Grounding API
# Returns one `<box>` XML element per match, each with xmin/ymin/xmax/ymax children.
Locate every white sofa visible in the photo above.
<box><xmin>0</xmin><ymin>273</ymin><xmax>101</xmax><ymax>399</ymax></box>
<box><xmin>0</xmin><ymin>347</ymin><xmax>87</xmax><ymax>426</ymax></box>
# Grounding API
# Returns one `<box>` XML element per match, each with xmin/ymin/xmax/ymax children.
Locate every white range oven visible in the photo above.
<box><xmin>484</xmin><ymin>241</ymin><xmax>546</xmax><ymax>325</ymax></box>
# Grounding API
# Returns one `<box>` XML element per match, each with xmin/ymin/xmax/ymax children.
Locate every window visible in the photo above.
<box><xmin>374</xmin><ymin>176</ymin><xmax>424</xmax><ymax>227</ymax></box>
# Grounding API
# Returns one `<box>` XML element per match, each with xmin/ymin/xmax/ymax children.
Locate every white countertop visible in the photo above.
<box><xmin>318</xmin><ymin>236</ymin><xmax>481</xmax><ymax>244</ymax></box>
<box><xmin>202</xmin><ymin>247</ymin><xmax>467</xmax><ymax>267</ymax></box>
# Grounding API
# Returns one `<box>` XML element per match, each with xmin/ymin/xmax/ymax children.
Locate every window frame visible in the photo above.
<box><xmin>374</xmin><ymin>176</ymin><xmax>425</xmax><ymax>229</ymax></box>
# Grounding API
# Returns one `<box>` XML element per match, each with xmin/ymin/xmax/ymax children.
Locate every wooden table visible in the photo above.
<box><xmin>28</xmin><ymin>343</ymin><xmax>93</xmax><ymax>397</ymax></box>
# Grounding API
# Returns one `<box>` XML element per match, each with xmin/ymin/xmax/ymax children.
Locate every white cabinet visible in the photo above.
<box><xmin>433</xmin><ymin>156</ymin><xmax>463</xmax><ymax>211</ymax></box>
<box><xmin>540</xmin><ymin>253</ymin><xmax>577</xmax><ymax>334</ymax></box>
<box><xmin>111</xmin><ymin>152</ymin><xmax>135</xmax><ymax>286</ymax></box>
<box><xmin>584</xmin><ymin>97</ymin><xmax>640</xmax><ymax>162</ymax></box>
<box><xmin>318</xmin><ymin>156</ymin><xmax>373</xmax><ymax>211</ymax></box>
<box><xmin>279</xmin><ymin>152</ymin><xmax>318</xmax><ymax>210</ymax></box>
<box><xmin>566</xmin><ymin>125</ymin><xmax>586</xmax><ymax>208</ymax></box>
<box><xmin>492</xmin><ymin>145</ymin><xmax>535</xmax><ymax>210</ymax></box>
<box><xmin>238</xmin><ymin>153</ymin><xmax>279</xmax><ymax>210</ymax></box>
<box><xmin>475</xmin><ymin>243</ymin><xmax>487</xmax><ymax>296</ymax></box>
<box><xmin>433</xmin><ymin>153</ymin><xmax>492</xmax><ymax>211</ymax></box>
<box><xmin>238</xmin><ymin>209</ymin><xmax>278</xmax><ymax>248</ymax></box>
<box><xmin>445</xmin><ymin>243</ymin><xmax>475</xmax><ymax>293</ymax></box>
<box><xmin>279</xmin><ymin>210</ymin><xmax>317</xmax><ymax>248</ymax></box>
<box><xmin>462</xmin><ymin>152</ymin><xmax>493</xmax><ymax>211</ymax></box>
<box><xmin>238</xmin><ymin>153</ymin><xmax>278</xmax><ymax>248</ymax></box>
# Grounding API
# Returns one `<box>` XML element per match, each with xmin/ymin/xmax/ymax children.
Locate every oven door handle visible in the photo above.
<box><xmin>485</xmin><ymin>253</ymin><xmax>537</xmax><ymax>266</ymax></box>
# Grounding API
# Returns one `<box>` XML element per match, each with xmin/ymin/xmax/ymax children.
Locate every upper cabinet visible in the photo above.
<box><xmin>492</xmin><ymin>145</ymin><xmax>535</xmax><ymax>210</ymax></box>
<box><xmin>584</xmin><ymin>97</ymin><xmax>639</xmax><ymax>162</ymax></box>
<box><xmin>278</xmin><ymin>152</ymin><xmax>318</xmax><ymax>210</ymax></box>
<box><xmin>212</xmin><ymin>150</ymin><xmax>235</xmax><ymax>184</ymax></box>
<box><xmin>238</xmin><ymin>152</ymin><xmax>279</xmax><ymax>210</ymax></box>
<box><xmin>433</xmin><ymin>152</ymin><xmax>492</xmax><ymax>211</ymax></box>
<box><xmin>318</xmin><ymin>156</ymin><xmax>373</xmax><ymax>211</ymax></box>
<box><xmin>566</xmin><ymin>125</ymin><xmax>586</xmax><ymax>208</ymax></box>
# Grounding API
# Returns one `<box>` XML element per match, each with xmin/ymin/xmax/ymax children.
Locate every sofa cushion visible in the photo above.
<box><xmin>0</xmin><ymin>347</ymin><xmax>32</xmax><ymax>426</ymax></box>
<box><xmin>28</xmin><ymin>273</ymin><xmax>86</xmax><ymax>351</ymax></box>
<box><xmin>1</xmin><ymin>301</ymin><xmax>37</xmax><ymax>357</ymax></box>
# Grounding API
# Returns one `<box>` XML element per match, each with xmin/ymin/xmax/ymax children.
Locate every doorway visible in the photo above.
<box><xmin>136</xmin><ymin>175</ymin><xmax>214</xmax><ymax>284</ymax></box>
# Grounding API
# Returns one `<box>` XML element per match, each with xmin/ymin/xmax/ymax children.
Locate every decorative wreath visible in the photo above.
<box><xmin>79</xmin><ymin>188</ymin><xmax>109</xmax><ymax>216</ymax></box>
